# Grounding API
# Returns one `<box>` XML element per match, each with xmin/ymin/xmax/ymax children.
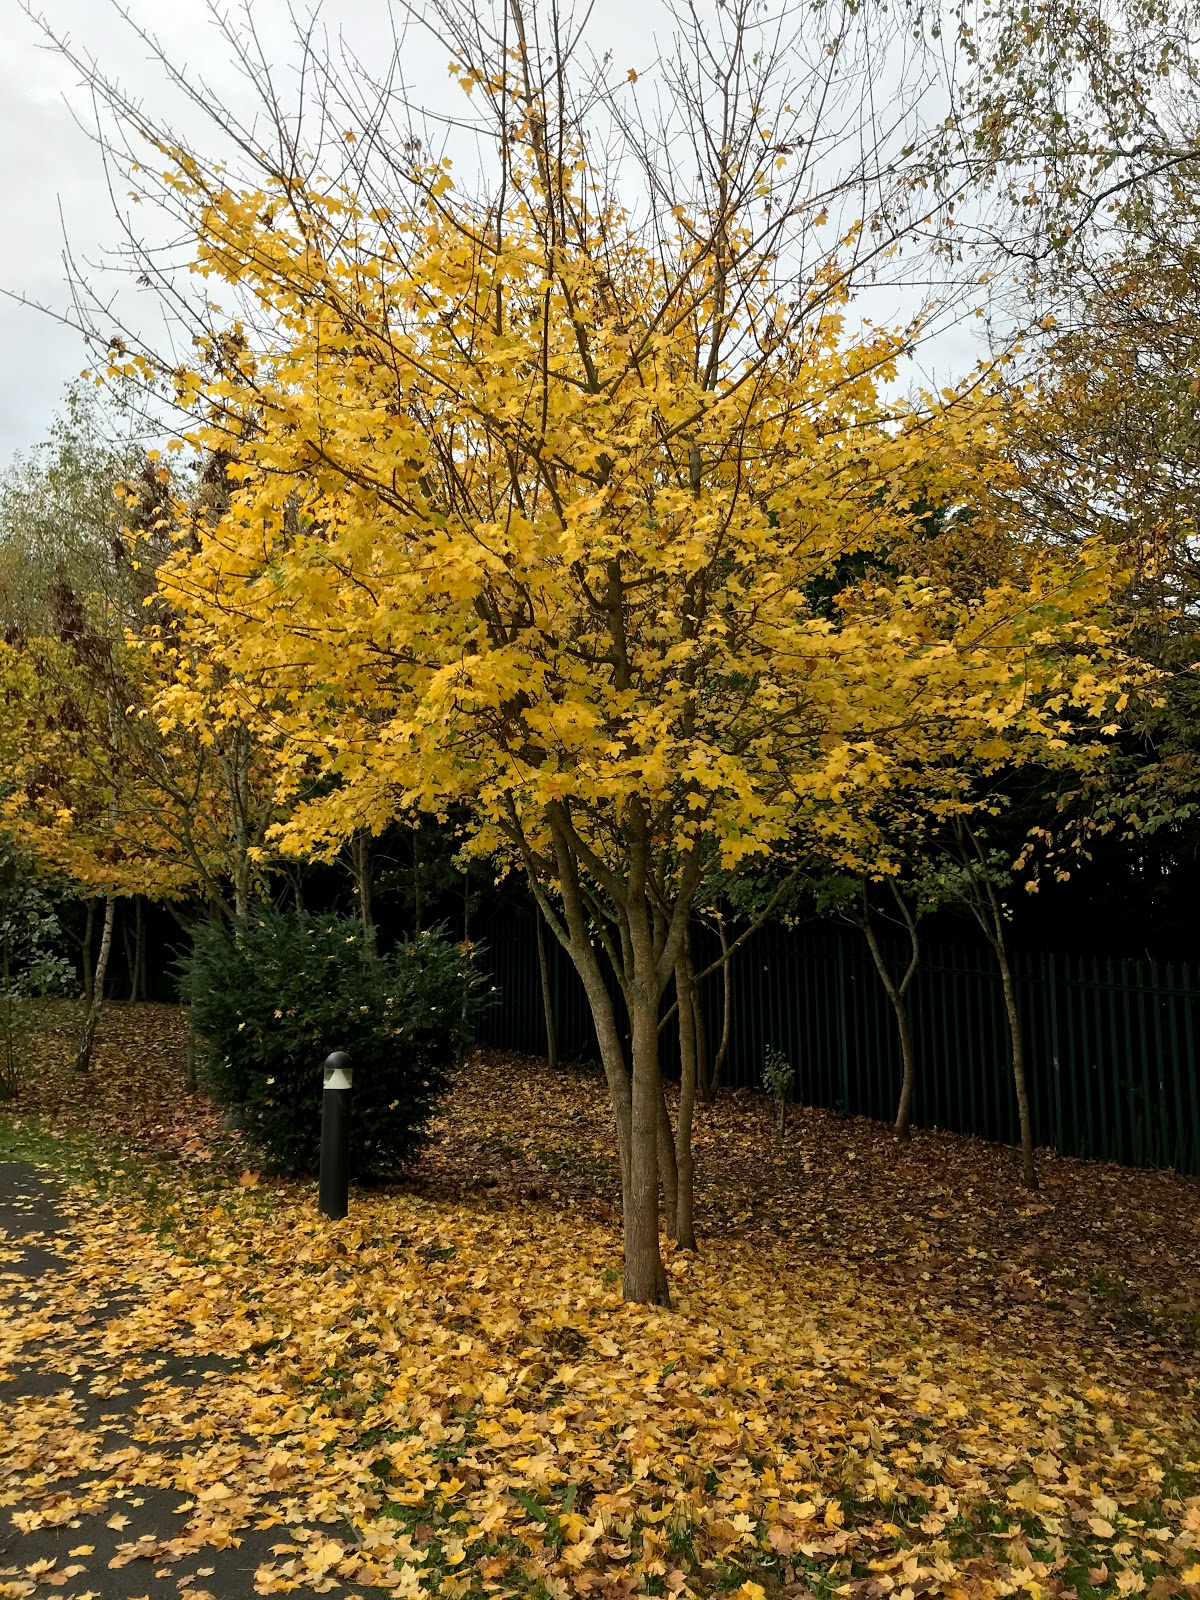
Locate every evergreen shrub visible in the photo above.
<box><xmin>184</xmin><ymin>908</ymin><xmax>481</xmax><ymax>1176</ymax></box>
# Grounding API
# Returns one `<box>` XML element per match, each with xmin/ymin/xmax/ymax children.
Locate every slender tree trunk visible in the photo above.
<box><xmin>626</xmin><ymin>997</ymin><xmax>669</xmax><ymax>1305</ymax></box>
<box><xmin>123</xmin><ymin>897</ymin><xmax>146</xmax><ymax>1002</ymax></box>
<box><xmin>891</xmin><ymin>998</ymin><xmax>917</xmax><ymax>1142</ymax></box>
<box><xmin>674</xmin><ymin>950</ymin><xmax>699</xmax><ymax>1250</ymax></box>
<box><xmin>74</xmin><ymin>896</ymin><xmax>115</xmax><ymax>1075</ymax></box>
<box><xmin>228</xmin><ymin>726</ymin><xmax>254</xmax><ymax>926</ymax></box>
<box><xmin>858</xmin><ymin>906</ymin><xmax>920</xmax><ymax>1142</ymax></box>
<box><xmin>122</xmin><ymin>903</ymin><xmax>134</xmax><ymax>1000</ymax></box>
<box><xmin>233</xmin><ymin>853</ymin><xmax>251</xmax><ymax>925</ymax></box>
<box><xmin>135</xmin><ymin>896</ymin><xmax>147</xmax><ymax>1001</ymax></box>
<box><xmin>692</xmin><ymin>982</ymin><xmax>709</xmax><ymax>1104</ymax></box>
<box><xmin>573</xmin><ymin>959</ymin><xmax>633</xmax><ymax>1212</ymax></box>
<box><xmin>657</xmin><ymin>1082</ymin><xmax>678</xmax><ymax>1240</ymax></box>
<box><xmin>80</xmin><ymin>898</ymin><xmax>97</xmax><ymax>1009</ymax></box>
<box><xmin>955</xmin><ymin>820</ymin><xmax>1038</xmax><ymax>1190</ymax></box>
<box><xmin>530</xmin><ymin>802</ymin><xmax>688</xmax><ymax>1304</ymax></box>
<box><xmin>706</xmin><ymin>914</ymin><xmax>732</xmax><ymax>1101</ymax></box>
<box><xmin>622</xmin><ymin>817</ymin><xmax>672</xmax><ymax>1306</ymax></box>
<box><xmin>995</xmin><ymin>938</ymin><xmax>1038</xmax><ymax>1189</ymax></box>
<box><xmin>350</xmin><ymin>830</ymin><xmax>377</xmax><ymax>954</ymax></box>
<box><xmin>535</xmin><ymin>909</ymin><xmax>560</xmax><ymax>1070</ymax></box>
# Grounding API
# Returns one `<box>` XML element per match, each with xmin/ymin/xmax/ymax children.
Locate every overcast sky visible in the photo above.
<box><xmin>0</xmin><ymin>1</ymin><xmax>463</xmax><ymax>458</ymax></box>
<box><xmin>0</xmin><ymin>0</ymin><xmax>985</xmax><ymax>466</ymax></box>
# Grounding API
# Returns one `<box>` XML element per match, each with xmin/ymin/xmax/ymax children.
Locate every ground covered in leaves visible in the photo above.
<box><xmin>1</xmin><ymin>1004</ymin><xmax>1199</xmax><ymax>1600</ymax></box>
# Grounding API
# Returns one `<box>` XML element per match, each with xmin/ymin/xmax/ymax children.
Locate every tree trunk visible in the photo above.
<box><xmin>535</xmin><ymin>909</ymin><xmax>559</xmax><ymax>1070</ymax></box>
<box><xmin>657</xmin><ymin>1082</ymin><xmax>678</xmax><ymax>1240</ymax></box>
<box><xmin>856</xmin><ymin>887</ymin><xmax>921</xmax><ymax>1142</ymax></box>
<box><xmin>674</xmin><ymin>950</ymin><xmax>699</xmax><ymax>1250</ymax></box>
<box><xmin>135</xmin><ymin>896</ymin><xmax>148</xmax><ymax>1001</ymax></box>
<box><xmin>233</xmin><ymin>853</ymin><xmax>251</xmax><ymax>925</ymax></box>
<box><xmin>891</xmin><ymin>996</ymin><xmax>917</xmax><ymax>1142</ymax></box>
<box><xmin>123</xmin><ymin>897</ymin><xmax>146</xmax><ymax>1003</ymax></box>
<box><xmin>573</xmin><ymin>958</ymin><xmax>634</xmax><ymax>1213</ymax></box>
<box><xmin>122</xmin><ymin>903</ymin><xmax>134</xmax><ymax>1000</ymax></box>
<box><xmin>350</xmin><ymin>830</ymin><xmax>377</xmax><ymax>954</ymax></box>
<box><xmin>996</xmin><ymin>940</ymin><xmax>1038</xmax><ymax>1189</ymax></box>
<box><xmin>955</xmin><ymin>820</ymin><xmax>1038</xmax><ymax>1190</ymax></box>
<box><xmin>80</xmin><ymin>898</ymin><xmax>97</xmax><ymax>1009</ymax></box>
<box><xmin>705</xmin><ymin>914</ymin><xmax>733</xmax><ymax>1101</ymax></box>
<box><xmin>626</xmin><ymin>997</ymin><xmax>669</xmax><ymax>1305</ymax></box>
<box><xmin>692</xmin><ymin>981</ymin><xmax>709</xmax><ymax>1105</ymax></box>
<box><xmin>531</xmin><ymin>801</ymin><xmax>687</xmax><ymax>1305</ymax></box>
<box><xmin>74</xmin><ymin>896</ymin><xmax>115</xmax><ymax>1075</ymax></box>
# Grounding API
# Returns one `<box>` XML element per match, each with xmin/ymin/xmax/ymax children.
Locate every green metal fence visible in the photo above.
<box><xmin>475</xmin><ymin>917</ymin><xmax>1200</xmax><ymax>1175</ymax></box>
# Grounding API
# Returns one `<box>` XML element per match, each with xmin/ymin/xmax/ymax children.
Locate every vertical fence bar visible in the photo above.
<box><xmin>1126</xmin><ymin>953</ymin><xmax>1158</xmax><ymax>1171</ymax></box>
<box><xmin>1166</xmin><ymin>964</ymin><xmax>1186</xmax><ymax>1172</ymax></box>
<box><xmin>1139</xmin><ymin>960</ymin><xmax>1158</xmax><ymax>1177</ymax></box>
<box><xmin>1060</xmin><ymin>954</ymin><xmax>1076</xmax><ymax>1157</ymax></box>
<box><xmin>1089</xmin><ymin>956</ymin><xmax>1107</xmax><ymax>1163</ymax></box>
<box><xmin>1047</xmin><ymin>951</ymin><xmax>1063</xmax><ymax>1154</ymax></box>
<box><xmin>1183</xmin><ymin>962</ymin><xmax>1200</xmax><ymax>1175</ymax></box>
<box><xmin>1083</xmin><ymin>954</ymin><xmax>1096</xmax><ymax>1157</ymax></box>
<box><xmin>872</xmin><ymin>956</ymin><xmax>887</xmax><ymax>1122</ymax></box>
<box><xmin>940</xmin><ymin>957</ymin><xmax>955</xmax><ymax>1132</ymax></box>
<box><xmin>960</xmin><ymin>947</ymin><xmax>979</xmax><ymax>1139</ymax></box>
<box><xmin>1120</xmin><ymin>953</ymin><xmax>1145</xmax><ymax>1171</ymax></box>
<box><xmin>1151</xmin><ymin>958</ymin><xmax>1171</xmax><ymax>1170</ymax></box>
<box><xmin>991</xmin><ymin>944</ymin><xmax>1007</xmax><ymax>1144</ymax></box>
<box><xmin>838</xmin><ymin>934</ymin><xmax>857</xmax><ymax>1113</ymax></box>
<box><xmin>1020</xmin><ymin>949</ymin><xmax>1042</xmax><ymax>1148</ymax></box>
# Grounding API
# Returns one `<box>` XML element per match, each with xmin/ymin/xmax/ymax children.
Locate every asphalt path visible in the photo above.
<box><xmin>0</xmin><ymin>1161</ymin><xmax>314</xmax><ymax>1600</ymax></box>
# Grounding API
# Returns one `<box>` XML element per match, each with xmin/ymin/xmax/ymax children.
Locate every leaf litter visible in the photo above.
<box><xmin>0</xmin><ymin>1004</ymin><xmax>1198</xmax><ymax>1600</ymax></box>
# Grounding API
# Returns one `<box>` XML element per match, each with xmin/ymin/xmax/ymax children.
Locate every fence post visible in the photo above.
<box><xmin>319</xmin><ymin>1051</ymin><xmax>353</xmax><ymax>1220</ymax></box>
<box><xmin>836</xmin><ymin>935</ymin><xmax>850</xmax><ymax>1115</ymax></box>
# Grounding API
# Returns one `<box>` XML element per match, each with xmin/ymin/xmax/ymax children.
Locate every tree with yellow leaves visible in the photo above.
<box><xmin>0</xmin><ymin>397</ymin><xmax>297</xmax><ymax>1068</ymax></box>
<box><xmin>45</xmin><ymin>0</ymin><xmax>1134</xmax><ymax>1299</ymax></box>
<box><xmin>0</xmin><ymin>394</ymin><xmax>192</xmax><ymax>1069</ymax></box>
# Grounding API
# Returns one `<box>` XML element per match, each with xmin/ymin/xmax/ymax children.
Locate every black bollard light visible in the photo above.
<box><xmin>319</xmin><ymin>1051</ymin><xmax>353</xmax><ymax>1220</ymax></box>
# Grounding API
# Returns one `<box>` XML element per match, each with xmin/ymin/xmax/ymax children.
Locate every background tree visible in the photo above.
<box><xmin>0</xmin><ymin>838</ymin><xmax>76</xmax><ymax>1099</ymax></box>
<box><xmin>0</xmin><ymin>395</ymin><xmax>299</xmax><ymax>931</ymax></box>
<box><xmin>928</xmin><ymin>817</ymin><xmax>1039</xmax><ymax>1186</ymax></box>
<box><xmin>806</xmin><ymin>864</ymin><xmax>936</xmax><ymax>1142</ymax></box>
<box><xmin>0</xmin><ymin>399</ymin><xmax>181</xmax><ymax>1067</ymax></box>
<box><xmin>943</xmin><ymin>0</ymin><xmax>1200</xmax><ymax>285</ymax></box>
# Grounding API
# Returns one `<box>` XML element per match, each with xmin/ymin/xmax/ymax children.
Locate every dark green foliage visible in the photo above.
<box><xmin>0</xmin><ymin>840</ymin><xmax>76</xmax><ymax>1099</ymax></box>
<box><xmin>183</xmin><ymin>908</ymin><xmax>481</xmax><ymax>1176</ymax></box>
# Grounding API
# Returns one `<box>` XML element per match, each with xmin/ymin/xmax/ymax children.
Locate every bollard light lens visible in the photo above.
<box><xmin>324</xmin><ymin>1065</ymin><xmax>353</xmax><ymax>1089</ymax></box>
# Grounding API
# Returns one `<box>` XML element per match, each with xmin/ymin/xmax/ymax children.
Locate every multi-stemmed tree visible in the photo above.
<box><xmin>34</xmin><ymin>0</ymin><xmax>1136</xmax><ymax>1298</ymax></box>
